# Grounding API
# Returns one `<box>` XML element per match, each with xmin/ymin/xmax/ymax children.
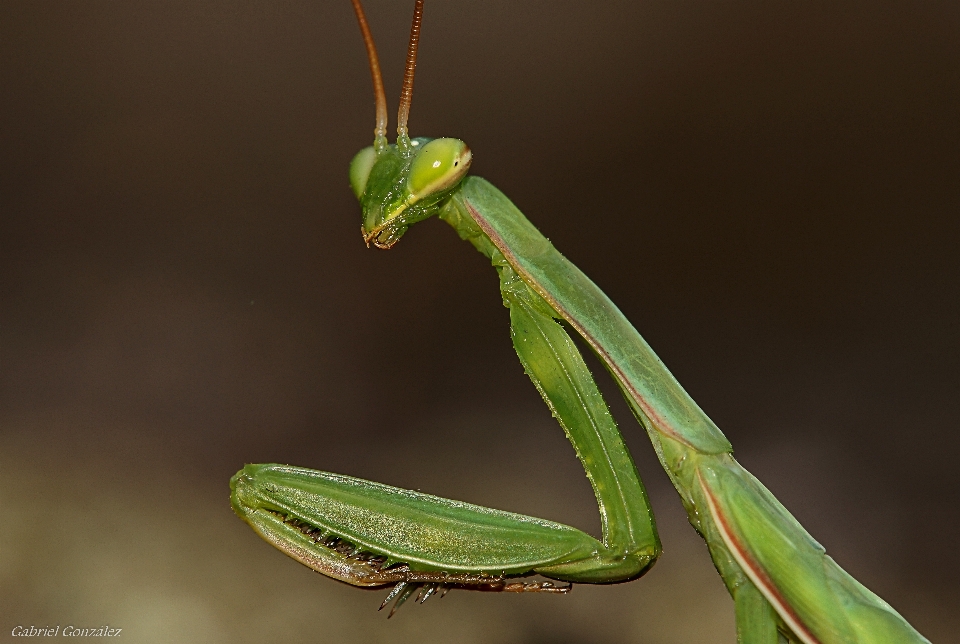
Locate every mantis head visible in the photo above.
<box><xmin>351</xmin><ymin>137</ymin><xmax>472</xmax><ymax>248</ymax></box>
<box><xmin>348</xmin><ymin>0</ymin><xmax>472</xmax><ymax>249</ymax></box>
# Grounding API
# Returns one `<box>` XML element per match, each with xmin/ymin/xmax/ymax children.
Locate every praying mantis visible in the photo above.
<box><xmin>230</xmin><ymin>1</ymin><xmax>932</xmax><ymax>642</ymax></box>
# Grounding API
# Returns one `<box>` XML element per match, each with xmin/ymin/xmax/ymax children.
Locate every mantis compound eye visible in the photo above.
<box><xmin>407</xmin><ymin>138</ymin><xmax>471</xmax><ymax>199</ymax></box>
<box><xmin>350</xmin><ymin>145</ymin><xmax>378</xmax><ymax>199</ymax></box>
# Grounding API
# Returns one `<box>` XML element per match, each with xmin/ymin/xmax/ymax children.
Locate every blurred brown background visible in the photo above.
<box><xmin>1</xmin><ymin>1</ymin><xmax>957</xmax><ymax>642</ymax></box>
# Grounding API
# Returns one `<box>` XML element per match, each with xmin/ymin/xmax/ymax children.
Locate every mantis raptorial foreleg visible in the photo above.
<box><xmin>232</xmin><ymin>208</ymin><xmax>660</xmax><ymax>604</ymax></box>
<box><xmin>501</xmin><ymin>264</ymin><xmax>660</xmax><ymax>581</ymax></box>
<box><xmin>231</xmin><ymin>1</ymin><xmax>932</xmax><ymax>641</ymax></box>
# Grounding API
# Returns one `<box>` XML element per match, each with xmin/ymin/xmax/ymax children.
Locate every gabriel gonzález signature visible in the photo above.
<box><xmin>11</xmin><ymin>625</ymin><xmax>122</xmax><ymax>637</ymax></box>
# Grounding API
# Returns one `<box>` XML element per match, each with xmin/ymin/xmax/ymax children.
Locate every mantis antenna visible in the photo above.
<box><xmin>396</xmin><ymin>0</ymin><xmax>424</xmax><ymax>148</ymax></box>
<box><xmin>349</xmin><ymin>0</ymin><xmax>388</xmax><ymax>150</ymax></box>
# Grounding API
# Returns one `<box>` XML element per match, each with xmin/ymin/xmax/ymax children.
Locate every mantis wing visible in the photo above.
<box><xmin>700</xmin><ymin>464</ymin><xmax>929</xmax><ymax>644</ymax></box>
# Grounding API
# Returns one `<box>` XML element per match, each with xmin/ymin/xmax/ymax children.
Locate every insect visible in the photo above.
<box><xmin>231</xmin><ymin>1</ymin><xmax>932</xmax><ymax>641</ymax></box>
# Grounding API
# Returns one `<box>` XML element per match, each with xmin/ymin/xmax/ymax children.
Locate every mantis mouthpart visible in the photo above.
<box><xmin>231</xmin><ymin>1</ymin><xmax>933</xmax><ymax>641</ymax></box>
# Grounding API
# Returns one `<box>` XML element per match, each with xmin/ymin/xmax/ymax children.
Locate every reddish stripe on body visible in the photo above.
<box><xmin>697</xmin><ymin>470</ymin><xmax>821</xmax><ymax>644</ymax></box>
<box><xmin>463</xmin><ymin>198</ymin><xmax>697</xmax><ymax>450</ymax></box>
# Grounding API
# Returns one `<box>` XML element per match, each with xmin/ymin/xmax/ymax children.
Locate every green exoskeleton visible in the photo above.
<box><xmin>231</xmin><ymin>1</ymin><xmax>932</xmax><ymax>641</ymax></box>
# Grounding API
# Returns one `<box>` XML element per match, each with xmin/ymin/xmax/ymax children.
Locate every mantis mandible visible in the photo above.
<box><xmin>230</xmin><ymin>2</ymin><xmax>932</xmax><ymax>642</ymax></box>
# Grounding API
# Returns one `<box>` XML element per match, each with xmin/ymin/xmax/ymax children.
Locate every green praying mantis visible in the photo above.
<box><xmin>230</xmin><ymin>2</ymin><xmax>932</xmax><ymax>642</ymax></box>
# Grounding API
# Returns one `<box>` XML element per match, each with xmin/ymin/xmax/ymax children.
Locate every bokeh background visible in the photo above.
<box><xmin>2</xmin><ymin>1</ymin><xmax>958</xmax><ymax>642</ymax></box>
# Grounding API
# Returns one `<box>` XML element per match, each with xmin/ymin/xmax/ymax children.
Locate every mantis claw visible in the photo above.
<box><xmin>379</xmin><ymin>581</ymin><xmax>408</xmax><ymax>612</ymax></box>
<box><xmin>417</xmin><ymin>583</ymin><xmax>440</xmax><ymax>604</ymax></box>
<box><xmin>387</xmin><ymin>582</ymin><xmax>419</xmax><ymax>618</ymax></box>
<box><xmin>376</xmin><ymin>576</ymin><xmax>566</xmax><ymax>618</ymax></box>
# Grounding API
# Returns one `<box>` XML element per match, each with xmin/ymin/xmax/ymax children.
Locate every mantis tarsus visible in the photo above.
<box><xmin>230</xmin><ymin>2</ymin><xmax>932</xmax><ymax>641</ymax></box>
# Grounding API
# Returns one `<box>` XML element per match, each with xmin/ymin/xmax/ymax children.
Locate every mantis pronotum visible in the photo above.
<box><xmin>231</xmin><ymin>2</ymin><xmax>932</xmax><ymax>642</ymax></box>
